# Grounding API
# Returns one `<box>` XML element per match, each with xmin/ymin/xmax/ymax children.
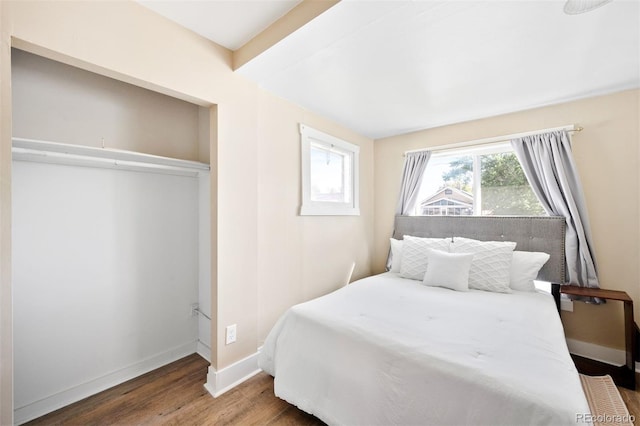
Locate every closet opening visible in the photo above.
<box><xmin>11</xmin><ymin>48</ymin><xmax>213</xmax><ymax>424</ymax></box>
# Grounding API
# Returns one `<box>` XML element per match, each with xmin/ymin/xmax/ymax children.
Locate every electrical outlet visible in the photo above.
<box><xmin>225</xmin><ymin>324</ymin><xmax>237</xmax><ymax>345</ymax></box>
<box><xmin>191</xmin><ymin>303</ymin><xmax>199</xmax><ymax>317</ymax></box>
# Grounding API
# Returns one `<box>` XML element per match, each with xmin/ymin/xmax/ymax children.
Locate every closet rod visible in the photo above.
<box><xmin>12</xmin><ymin>137</ymin><xmax>210</xmax><ymax>172</ymax></box>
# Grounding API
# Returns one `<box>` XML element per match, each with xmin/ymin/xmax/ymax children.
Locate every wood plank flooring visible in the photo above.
<box><xmin>27</xmin><ymin>353</ymin><xmax>640</xmax><ymax>425</ymax></box>
<box><xmin>26</xmin><ymin>354</ymin><xmax>323</xmax><ymax>426</ymax></box>
<box><xmin>619</xmin><ymin>384</ymin><xmax>640</xmax><ymax>423</ymax></box>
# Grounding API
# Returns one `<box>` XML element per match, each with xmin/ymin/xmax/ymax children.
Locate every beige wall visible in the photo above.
<box><xmin>11</xmin><ymin>49</ymin><xmax>205</xmax><ymax>162</ymax></box>
<box><xmin>374</xmin><ymin>89</ymin><xmax>640</xmax><ymax>350</ymax></box>
<box><xmin>256</xmin><ymin>91</ymin><xmax>374</xmax><ymax>342</ymax></box>
<box><xmin>0</xmin><ymin>1</ymin><xmax>374</xmax><ymax>422</ymax></box>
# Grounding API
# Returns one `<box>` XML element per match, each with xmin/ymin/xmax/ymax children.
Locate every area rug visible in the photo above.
<box><xmin>579</xmin><ymin>374</ymin><xmax>634</xmax><ymax>426</ymax></box>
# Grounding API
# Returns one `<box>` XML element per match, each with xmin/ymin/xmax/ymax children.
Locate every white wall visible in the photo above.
<box><xmin>12</xmin><ymin>161</ymin><xmax>200</xmax><ymax>423</ymax></box>
<box><xmin>198</xmin><ymin>172</ymin><xmax>212</xmax><ymax>361</ymax></box>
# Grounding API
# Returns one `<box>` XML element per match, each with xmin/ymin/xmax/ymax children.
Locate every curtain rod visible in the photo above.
<box><xmin>403</xmin><ymin>124</ymin><xmax>583</xmax><ymax>156</ymax></box>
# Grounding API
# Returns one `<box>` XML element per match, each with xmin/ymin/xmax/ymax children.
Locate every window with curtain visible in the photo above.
<box><xmin>414</xmin><ymin>143</ymin><xmax>544</xmax><ymax>216</ymax></box>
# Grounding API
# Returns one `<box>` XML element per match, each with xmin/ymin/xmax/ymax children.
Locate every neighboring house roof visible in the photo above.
<box><xmin>419</xmin><ymin>187</ymin><xmax>473</xmax><ymax>208</ymax></box>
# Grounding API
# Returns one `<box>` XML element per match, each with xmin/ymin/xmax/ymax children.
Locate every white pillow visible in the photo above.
<box><xmin>399</xmin><ymin>236</ymin><xmax>451</xmax><ymax>281</ymax></box>
<box><xmin>510</xmin><ymin>251</ymin><xmax>551</xmax><ymax>292</ymax></box>
<box><xmin>423</xmin><ymin>249</ymin><xmax>474</xmax><ymax>292</ymax></box>
<box><xmin>389</xmin><ymin>238</ymin><xmax>404</xmax><ymax>273</ymax></box>
<box><xmin>450</xmin><ymin>237</ymin><xmax>516</xmax><ymax>293</ymax></box>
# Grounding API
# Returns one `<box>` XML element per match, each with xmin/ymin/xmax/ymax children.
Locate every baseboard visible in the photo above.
<box><xmin>204</xmin><ymin>348</ymin><xmax>262</xmax><ymax>398</ymax></box>
<box><xmin>14</xmin><ymin>340</ymin><xmax>198</xmax><ymax>425</ymax></box>
<box><xmin>197</xmin><ymin>340</ymin><xmax>211</xmax><ymax>363</ymax></box>
<box><xmin>566</xmin><ymin>338</ymin><xmax>640</xmax><ymax>371</ymax></box>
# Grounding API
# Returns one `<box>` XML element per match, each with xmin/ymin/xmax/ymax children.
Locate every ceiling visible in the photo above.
<box><xmin>137</xmin><ymin>0</ymin><xmax>303</xmax><ymax>50</ymax></box>
<box><xmin>138</xmin><ymin>0</ymin><xmax>640</xmax><ymax>139</ymax></box>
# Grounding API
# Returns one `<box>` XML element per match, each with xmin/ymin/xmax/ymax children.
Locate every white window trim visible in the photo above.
<box><xmin>300</xmin><ymin>124</ymin><xmax>360</xmax><ymax>216</ymax></box>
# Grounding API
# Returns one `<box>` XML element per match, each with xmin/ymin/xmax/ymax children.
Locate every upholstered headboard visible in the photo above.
<box><xmin>393</xmin><ymin>215</ymin><xmax>566</xmax><ymax>284</ymax></box>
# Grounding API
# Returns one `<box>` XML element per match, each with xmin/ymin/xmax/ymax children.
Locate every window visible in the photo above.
<box><xmin>414</xmin><ymin>143</ymin><xmax>544</xmax><ymax>216</ymax></box>
<box><xmin>300</xmin><ymin>124</ymin><xmax>360</xmax><ymax>215</ymax></box>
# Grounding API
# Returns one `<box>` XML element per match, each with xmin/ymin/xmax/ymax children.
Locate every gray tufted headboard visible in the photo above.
<box><xmin>393</xmin><ymin>215</ymin><xmax>566</xmax><ymax>284</ymax></box>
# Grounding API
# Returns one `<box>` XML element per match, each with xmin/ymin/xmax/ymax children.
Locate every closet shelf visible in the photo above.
<box><xmin>12</xmin><ymin>137</ymin><xmax>210</xmax><ymax>177</ymax></box>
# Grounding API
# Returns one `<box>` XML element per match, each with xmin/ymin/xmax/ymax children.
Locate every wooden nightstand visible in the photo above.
<box><xmin>560</xmin><ymin>285</ymin><xmax>636</xmax><ymax>390</ymax></box>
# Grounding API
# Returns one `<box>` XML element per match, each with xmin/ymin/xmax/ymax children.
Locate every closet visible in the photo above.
<box><xmin>11</xmin><ymin>49</ymin><xmax>212</xmax><ymax>424</ymax></box>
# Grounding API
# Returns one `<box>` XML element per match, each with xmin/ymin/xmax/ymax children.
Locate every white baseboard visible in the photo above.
<box><xmin>204</xmin><ymin>348</ymin><xmax>262</xmax><ymax>398</ymax></box>
<box><xmin>14</xmin><ymin>340</ymin><xmax>198</xmax><ymax>425</ymax></box>
<box><xmin>566</xmin><ymin>338</ymin><xmax>640</xmax><ymax>371</ymax></box>
<box><xmin>197</xmin><ymin>340</ymin><xmax>211</xmax><ymax>363</ymax></box>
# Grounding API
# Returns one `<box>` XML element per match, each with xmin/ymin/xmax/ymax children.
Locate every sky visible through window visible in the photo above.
<box><xmin>309</xmin><ymin>145</ymin><xmax>349</xmax><ymax>203</ymax></box>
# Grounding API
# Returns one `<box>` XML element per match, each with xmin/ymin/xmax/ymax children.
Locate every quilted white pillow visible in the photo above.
<box><xmin>450</xmin><ymin>237</ymin><xmax>516</xmax><ymax>293</ymax></box>
<box><xmin>399</xmin><ymin>236</ymin><xmax>451</xmax><ymax>281</ymax></box>
<box><xmin>423</xmin><ymin>249</ymin><xmax>474</xmax><ymax>292</ymax></box>
<box><xmin>510</xmin><ymin>251</ymin><xmax>551</xmax><ymax>292</ymax></box>
<box><xmin>389</xmin><ymin>238</ymin><xmax>404</xmax><ymax>273</ymax></box>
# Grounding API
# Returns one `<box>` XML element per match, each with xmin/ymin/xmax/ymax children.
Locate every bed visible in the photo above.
<box><xmin>259</xmin><ymin>216</ymin><xmax>591</xmax><ymax>425</ymax></box>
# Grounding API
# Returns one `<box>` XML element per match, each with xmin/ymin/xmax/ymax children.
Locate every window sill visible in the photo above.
<box><xmin>300</xmin><ymin>206</ymin><xmax>361</xmax><ymax>216</ymax></box>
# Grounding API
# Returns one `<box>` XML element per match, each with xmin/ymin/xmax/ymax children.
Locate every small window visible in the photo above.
<box><xmin>300</xmin><ymin>124</ymin><xmax>360</xmax><ymax>216</ymax></box>
<box><xmin>415</xmin><ymin>143</ymin><xmax>544</xmax><ymax>216</ymax></box>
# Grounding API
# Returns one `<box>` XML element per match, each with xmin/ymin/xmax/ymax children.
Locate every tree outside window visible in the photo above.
<box><xmin>416</xmin><ymin>146</ymin><xmax>544</xmax><ymax>216</ymax></box>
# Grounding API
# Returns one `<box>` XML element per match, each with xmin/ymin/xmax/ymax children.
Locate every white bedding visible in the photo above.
<box><xmin>259</xmin><ymin>272</ymin><xmax>591</xmax><ymax>426</ymax></box>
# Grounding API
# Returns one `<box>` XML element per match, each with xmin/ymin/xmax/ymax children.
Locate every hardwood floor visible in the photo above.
<box><xmin>619</xmin><ymin>382</ymin><xmax>640</xmax><ymax>423</ymax></box>
<box><xmin>26</xmin><ymin>354</ymin><xmax>324</xmax><ymax>426</ymax></box>
<box><xmin>27</xmin><ymin>354</ymin><xmax>640</xmax><ymax>425</ymax></box>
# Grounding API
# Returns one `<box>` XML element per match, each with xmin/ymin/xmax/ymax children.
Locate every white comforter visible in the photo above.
<box><xmin>259</xmin><ymin>273</ymin><xmax>591</xmax><ymax>426</ymax></box>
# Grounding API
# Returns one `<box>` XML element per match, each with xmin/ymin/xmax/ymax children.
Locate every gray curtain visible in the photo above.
<box><xmin>511</xmin><ymin>130</ymin><xmax>598</xmax><ymax>288</ymax></box>
<box><xmin>396</xmin><ymin>150</ymin><xmax>431</xmax><ymax>215</ymax></box>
